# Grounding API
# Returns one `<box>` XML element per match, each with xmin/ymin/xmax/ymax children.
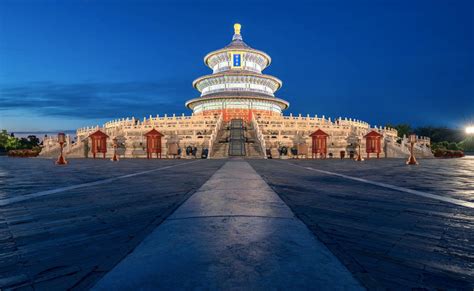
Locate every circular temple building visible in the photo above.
<box><xmin>186</xmin><ymin>24</ymin><xmax>289</xmax><ymax>122</ymax></box>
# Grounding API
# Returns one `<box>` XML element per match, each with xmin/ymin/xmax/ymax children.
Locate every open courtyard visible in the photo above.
<box><xmin>0</xmin><ymin>157</ymin><xmax>473</xmax><ymax>290</ymax></box>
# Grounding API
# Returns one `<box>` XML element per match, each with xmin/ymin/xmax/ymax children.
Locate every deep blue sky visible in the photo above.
<box><xmin>0</xmin><ymin>0</ymin><xmax>473</xmax><ymax>132</ymax></box>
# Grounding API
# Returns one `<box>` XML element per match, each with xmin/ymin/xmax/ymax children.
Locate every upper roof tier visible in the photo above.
<box><xmin>204</xmin><ymin>24</ymin><xmax>272</xmax><ymax>74</ymax></box>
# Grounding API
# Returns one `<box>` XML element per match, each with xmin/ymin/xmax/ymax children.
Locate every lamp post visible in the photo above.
<box><xmin>356</xmin><ymin>136</ymin><xmax>364</xmax><ymax>162</ymax></box>
<box><xmin>111</xmin><ymin>137</ymin><xmax>119</xmax><ymax>162</ymax></box>
<box><xmin>406</xmin><ymin>133</ymin><xmax>418</xmax><ymax>165</ymax></box>
<box><xmin>56</xmin><ymin>132</ymin><xmax>67</xmax><ymax>165</ymax></box>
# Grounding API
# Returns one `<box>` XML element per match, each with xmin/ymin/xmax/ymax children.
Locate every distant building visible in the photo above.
<box><xmin>41</xmin><ymin>24</ymin><xmax>432</xmax><ymax>159</ymax></box>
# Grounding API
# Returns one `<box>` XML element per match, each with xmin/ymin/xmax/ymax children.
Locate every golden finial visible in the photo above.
<box><xmin>234</xmin><ymin>23</ymin><xmax>241</xmax><ymax>35</ymax></box>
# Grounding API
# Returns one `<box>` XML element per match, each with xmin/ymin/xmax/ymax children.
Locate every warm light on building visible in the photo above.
<box><xmin>39</xmin><ymin>23</ymin><xmax>435</xmax><ymax>160</ymax></box>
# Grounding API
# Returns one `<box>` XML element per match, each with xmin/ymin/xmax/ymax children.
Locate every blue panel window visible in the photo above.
<box><xmin>233</xmin><ymin>54</ymin><xmax>241</xmax><ymax>67</ymax></box>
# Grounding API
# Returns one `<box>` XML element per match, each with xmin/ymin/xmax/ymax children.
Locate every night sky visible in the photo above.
<box><xmin>0</xmin><ymin>0</ymin><xmax>473</xmax><ymax>132</ymax></box>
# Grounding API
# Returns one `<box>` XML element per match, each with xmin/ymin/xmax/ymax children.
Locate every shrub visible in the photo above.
<box><xmin>7</xmin><ymin>149</ymin><xmax>41</xmax><ymax>158</ymax></box>
<box><xmin>433</xmin><ymin>149</ymin><xmax>464</xmax><ymax>158</ymax></box>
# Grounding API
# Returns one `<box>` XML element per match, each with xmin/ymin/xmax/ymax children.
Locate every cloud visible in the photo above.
<box><xmin>0</xmin><ymin>80</ymin><xmax>193</xmax><ymax>119</ymax></box>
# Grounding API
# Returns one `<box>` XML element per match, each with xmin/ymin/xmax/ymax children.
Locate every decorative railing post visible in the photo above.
<box><xmin>251</xmin><ymin>114</ymin><xmax>267</xmax><ymax>159</ymax></box>
<box><xmin>207</xmin><ymin>113</ymin><xmax>223</xmax><ymax>159</ymax></box>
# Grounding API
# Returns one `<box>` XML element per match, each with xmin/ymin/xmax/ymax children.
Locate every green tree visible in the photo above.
<box><xmin>460</xmin><ymin>136</ymin><xmax>474</xmax><ymax>152</ymax></box>
<box><xmin>27</xmin><ymin>135</ymin><xmax>40</xmax><ymax>147</ymax></box>
<box><xmin>17</xmin><ymin>136</ymin><xmax>39</xmax><ymax>149</ymax></box>
<box><xmin>414</xmin><ymin>127</ymin><xmax>464</xmax><ymax>143</ymax></box>
<box><xmin>385</xmin><ymin>123</ymin><xmax>412</xmax><ymax>138</ymax></box>
<box><xmin>5</xmin><ymin>136</ymin><xmax>20</xmax><ymax>151</ymax></box>
<box><xmin>0</xmin><ymin>130</ymin><xmax>9</xmax><ymax>151</ymax></box>
<box><xmin>447</xmin><ymin>142</ymin><xmax>460</xmax><ymax>151</ymax></box>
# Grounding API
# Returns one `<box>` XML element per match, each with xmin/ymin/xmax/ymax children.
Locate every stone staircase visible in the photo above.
<box><xmin>244</xmin><ymin>122</ymin><xmax>264</xmax><ymax>158</ymax></box>
<box><xmin>210</xmin><ymin>123</ymin><xmax>230</xmax><ymax>159</ymax></box>
<box><xmin>210</xmin><ymin>119</ymin><xmax>264</xmax><ymax>159</ymax></box>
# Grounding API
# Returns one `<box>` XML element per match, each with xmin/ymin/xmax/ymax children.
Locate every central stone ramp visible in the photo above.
<box><xmin>93</xmin><ymin>161</ymin><xmax>362</xmax><ymax>290</ymax></box>
<box><xmin>211</xmin><ymin>119</ymin><xmax>264</xmax><ymax>158</ymax></box>
<box><xmin>228</xmin><ymin>119</ymin><xmax>246</xmax><ymax>156</ymax></box>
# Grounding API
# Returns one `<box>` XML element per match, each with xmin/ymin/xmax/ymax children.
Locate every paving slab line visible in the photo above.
<box><xmin>93</xmin><ymin>160</ymin><xmax>363</xmax><ymax>290</ymax></box>
<box><xmin>284</xmin><ymin>162</ymin><xmax>474</xmax><ymax>209</ymax></box>
<box><xmin>0</xmin><ymin>160</ymin><xmax>201</xmax><ymax>207</ymax></box>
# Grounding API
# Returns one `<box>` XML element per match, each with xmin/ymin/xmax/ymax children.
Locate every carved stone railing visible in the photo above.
<box><xmin>207</xmin><ymin>114</ymin><xmax>223</xmax><ymax>159</ymax></box>
<box><xmin>251</xmin><ymin>114</ymin><xmax>267</xmax><ymax>159</ymax></box>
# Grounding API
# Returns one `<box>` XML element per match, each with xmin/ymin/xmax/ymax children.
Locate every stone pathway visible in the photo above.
<box><xmin>93</xmin><ymin>160</ymin><xmax>362</xmax><ymax>290</ymax></box>
<box><xmin>249</xmin><ymin>159</ymin><xmax>474</xmax><ymax>290</ymax></box>
<box><xmin>0</xmin><ymin>159</ymin><xmax>225</xmax><ymax>290</ymax></box>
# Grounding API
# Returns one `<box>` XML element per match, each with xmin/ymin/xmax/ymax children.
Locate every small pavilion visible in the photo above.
<box><xmin>310</xmin><ymin>129</ymin><xmax>329</xmax><ymax>159</ymax></box>
<box><xmin>89</xmin><ymin>130</ymin><xmax>109</xmax><ymax>159</ymax></box>
<box><xmin>364</xmin><ymin>130</ymin><xmax>383</xmax><ymax>159</ymax></box>
<box><xmin>144</xmin><ymin>129</ymin><xmax>164</xmax><ymax>159</ymax></box>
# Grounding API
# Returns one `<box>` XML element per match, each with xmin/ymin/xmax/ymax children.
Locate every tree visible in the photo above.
<box><xmin>18</xmin><ymin>135</ymin><xmax>40</xmax><ymax>149</ymax></box>
<box><xmin>0</xmin><ymin>130</ymin><xmax>9</xmax><ymax>151</ymax></box>
<box><xmin>447</xmin><ymin>142</ymin><xmax>460</xmax><ymax>151</ymax></box>
<box><xmin>459</xmin><ymin>136</ymin><xmax>474</xmax><ymax>152</ymax></box>
<box><xmin>385</xmin><ymin>123</ymin><xmax>412</xmax><ymax>138</ymax></box>
<box><xmin>5</xmin><ymin>136</ymin><xmax>20</xmax><ymax>151</ymax></box>
<box><xmin>27</xmin><ymin>135</ymin><xmax>40</xmax><ymax>147</ymax></box>
<box><xmin>414</xmin><ymin>127</ymin><xmax>464</xmax><ymax>143</ymax></box>
<box><xmin>0</xmin><ymin>130</ymin><xmax>40</xmax><ymax>153</ymax></box>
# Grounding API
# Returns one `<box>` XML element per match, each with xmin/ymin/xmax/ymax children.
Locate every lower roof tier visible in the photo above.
<box><xmin>193</xmin><ymin>72</ymin><xmax>282</xmax><ymax>94</ymax></box>
<box><xmin>185</xmin><ymin>94</ymin><xmax>289</xmax><ymax>115</ymax></box>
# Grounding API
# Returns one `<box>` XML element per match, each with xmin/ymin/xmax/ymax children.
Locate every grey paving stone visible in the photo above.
<box><xmin>0</xmin><ymin>158</ymin><xmax>225</xmax><ymax>289</ymax></box>
<box><xmin>94</xmin><ymin>161</ymin><xmax>362</xmax><ymax>290</ymax></box>
<box><xmin>249</xmin><ymin>159</ymin><xmax>474</xmax><ymax>290</ymax></box>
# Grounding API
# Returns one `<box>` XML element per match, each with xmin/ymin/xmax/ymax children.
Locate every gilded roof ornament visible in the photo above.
<box><xmin>234</xmin><ymin>23</ymin><xmax>241</xmax><ymax>35</ymax></box>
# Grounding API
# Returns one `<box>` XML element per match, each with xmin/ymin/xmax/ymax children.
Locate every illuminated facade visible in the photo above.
<box><xmin>186</xmin><ymin>24</ymin><xmax>288</xmax><ymax>121</ymax></box>
<box><xmin>40</xmin><ymin>24</ymin><xmax>433</xmax><ymax>159</ymax></box>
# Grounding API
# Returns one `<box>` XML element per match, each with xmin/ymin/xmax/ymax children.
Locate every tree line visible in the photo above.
<box><xmin>385</xmin><ymin>124</ymin><xmax>474</xmax><ymax>152</ymax></box>
<box><xmin>0</xmin><ymin>130</ymin><xmax>41</xmax><ymax>155</ymax></box>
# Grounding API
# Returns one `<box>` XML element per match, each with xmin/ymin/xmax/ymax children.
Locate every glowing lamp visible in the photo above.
<box><xmin>57</xmin><ymin>132</ymin><xmax>66</xmax><ymax>143</ymax></box>
<box><xmin>111</xmin><ymin>137</ymin><xmax>119</xmax><ymax>162</ymax></box>
<box><xmin>56</xmin><ymin>132</ymin><xmax>67</xmax><ymax>165</ymax></box>
<box><xmin>406</xmin><ymin>133</ymin><xmax>418</xmax><ymax>165</ymax></box>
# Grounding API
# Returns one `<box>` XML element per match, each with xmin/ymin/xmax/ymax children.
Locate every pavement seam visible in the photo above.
<box><xmin>0</xmin><ymin>160</ymin><xmax>202</xmax><ymax>207</ymax></box>
<box><xmin>71</xmin><ymin>161</ymin><xmax>227</xmax><ymax>290</ymax></box>
<box><xmin>283</xmin><ymin>161</ymin><xmax>474</xmax><ymax>209</ymax></box>
<box><xmin>248</xmin><ymin>162</ymin><xmax>380</xmax><ymax>290</ymax></box>
<box><xmin>168</xmin><ymin>214</ymin><xmax>295</xmax><ymax>220</ymax></box>
<box><xmin>93</xmin><ymin>160</ymin><xmax>364</xmax><ymax>290</ymax></box>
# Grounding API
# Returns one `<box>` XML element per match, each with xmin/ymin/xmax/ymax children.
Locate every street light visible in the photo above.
<box><xmin>406</xmin><ymin>133</ymin><xmax>418</xmax><ymax>165</ymax></box>
<box><xmin>56</xmin><ymin>132</ymin><xmax>68</xmax><ymax>165</ymax></box>
<box><xmin>111</xmin><ymin>137</ymin><xmax>119</xmax><ymax>162</ymax></box>
<box><xmin>355</xmin><ymin>136</ymin><xmax>364</xmax><ymax>162</ymax></box>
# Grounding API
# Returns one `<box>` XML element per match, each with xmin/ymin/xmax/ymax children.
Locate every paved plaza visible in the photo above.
<box><xmin>0</xmin><ymin>157</ymin><xmax>473</xmax><ymax>290</ymax></box>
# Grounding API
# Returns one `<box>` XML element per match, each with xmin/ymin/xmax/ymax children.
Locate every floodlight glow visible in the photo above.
<box><xmin>466</xmin><ymin>126</ymin><xmax>474</xmax><ymax>134</ymax></box>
